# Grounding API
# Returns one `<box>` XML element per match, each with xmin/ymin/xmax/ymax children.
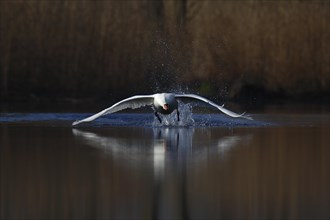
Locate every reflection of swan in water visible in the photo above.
<box><xmin>72</xmin><ymin>127</ymin><xmax>252</xmax><ymax>219</ymax></box>
<box><xmin>72</xmin><ymin>128</ymin><xmax>195</xmax><ymax>178</ymax></box>
<box><xmin>152</xmin><ymin>128</ymin><xmax>195</xmax><ymax>179</ymax></box>
<box><xmin>72</xmin><ymin>128</ymin><xmax>252</xmax><ymax>165</ymax></box>
<box><xmin>72</xmin><ymin>128</ymin><xmax>252</xmax><ymax>178</ymax></box>
<box><xmin>72</xmin><ymin>128</ymin><xmax>152</xmax><ymax>155</ymax></box>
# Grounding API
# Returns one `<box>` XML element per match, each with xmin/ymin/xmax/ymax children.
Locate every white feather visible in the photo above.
<box><xmin>72</xmin><ymin>95</ymin><xmax>155</xmax><ymax>126</ymax></box>
<box><xmin>175</xmin><ymin>94</ymin><xmax>252</xmax><ymax>120</ymax></box>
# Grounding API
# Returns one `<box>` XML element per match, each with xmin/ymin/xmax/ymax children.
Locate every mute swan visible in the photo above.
<box><xmin>72</xmin><ymin>93</ymin><xmax>252</xmax><ymax>126</ymax></box>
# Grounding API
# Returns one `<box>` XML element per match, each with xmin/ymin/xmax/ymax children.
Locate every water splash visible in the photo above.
<box><xmin>152</xmin><ymin>102</ymin><xmax>195</xmax><ymax>127</ymax></box>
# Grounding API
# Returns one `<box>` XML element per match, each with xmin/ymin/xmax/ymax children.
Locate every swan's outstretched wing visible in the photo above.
<box><xmin>175</xmin><ymin>94</ymin><xmax>252</xmax><ymax>120</ymax></box>
<box><xmin>72</xmin><ymin>95</ymin><xmax>155</xmax><ymax>126</ymax></box>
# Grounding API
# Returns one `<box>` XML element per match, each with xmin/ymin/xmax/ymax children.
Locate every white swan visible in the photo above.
<box><xmin>72</xmin><ymin>93</ymin><xmax>252</xmax><ymax>126</ymax></box>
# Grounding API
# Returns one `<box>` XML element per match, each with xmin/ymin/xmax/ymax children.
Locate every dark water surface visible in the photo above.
<box><xmin>0</xmin><ymin>111</ymin><xmax>329</xmax><ymax>220</ymax></box>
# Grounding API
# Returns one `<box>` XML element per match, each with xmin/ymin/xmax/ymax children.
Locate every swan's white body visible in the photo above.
<box><xmin>72</xmin><ymin>93</ymin><xmax>252</xmax><ymax>126</ymax></box>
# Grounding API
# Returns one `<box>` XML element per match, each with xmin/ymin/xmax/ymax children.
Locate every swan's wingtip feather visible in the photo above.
<box><xmin>243</xmin><ymin>114</ymin><xmax>253</xmax><ymax>120</ymax></box>
<box><xmin>72</xmin><ymin>120</ymin><xmax>81</xmax><ymax>126</ymax></box>
<box><xmin>237</xmin><ymin>112</ymin><xmax>253</xmax><ymax>120</ymax></box>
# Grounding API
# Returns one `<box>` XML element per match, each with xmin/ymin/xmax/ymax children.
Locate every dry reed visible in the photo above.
<box><xmin>0</xmin><ymin>0</ymin><xmax>329</xmax><ymax>101</ymax></box>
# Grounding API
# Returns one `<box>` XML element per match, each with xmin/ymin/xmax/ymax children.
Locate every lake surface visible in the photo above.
<box><xmin>0</xmin><ymin>107</ymin><xmax>329</xmax><ymax>220</ymax></box>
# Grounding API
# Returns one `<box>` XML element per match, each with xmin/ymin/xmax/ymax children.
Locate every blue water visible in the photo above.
<box><xmin>0</xmin><ymin>112</ymin><xmax>268</xmax><ymax>127</ymax></box>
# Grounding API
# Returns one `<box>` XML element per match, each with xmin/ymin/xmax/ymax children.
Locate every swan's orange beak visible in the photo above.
<box><xmin>163</xmin><ymin>104</ymin><xmax>169</xmax><ymax>110</ymax></box>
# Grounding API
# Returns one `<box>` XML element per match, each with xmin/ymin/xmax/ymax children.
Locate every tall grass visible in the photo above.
<box><xmin>187</xmin><ymin>1</ymin><xmax>330</xmax><ymax>98</ymax></box>
<box><xmin>0</xmin><ymin>0</ymin><xmax>329</xmax><ymax>101</ymax></box>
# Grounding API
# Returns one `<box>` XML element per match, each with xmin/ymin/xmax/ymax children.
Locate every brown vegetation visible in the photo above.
<box><xmin>0</xmin><ymin>1</ymin><xmax>329</xmax><ymax>102</ymax></box>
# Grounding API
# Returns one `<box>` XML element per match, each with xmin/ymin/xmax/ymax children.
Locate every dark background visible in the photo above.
<box><xmin>0</xmin><ymin>0</ymin><xmax>329</xmax><ymax>105</ymax></box>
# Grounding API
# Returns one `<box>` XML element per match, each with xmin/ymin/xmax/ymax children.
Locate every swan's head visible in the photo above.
<box><xmin>154</xmin><ymin>93</ymin><xmax>177</xmax><ymax>112</ymax></box>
